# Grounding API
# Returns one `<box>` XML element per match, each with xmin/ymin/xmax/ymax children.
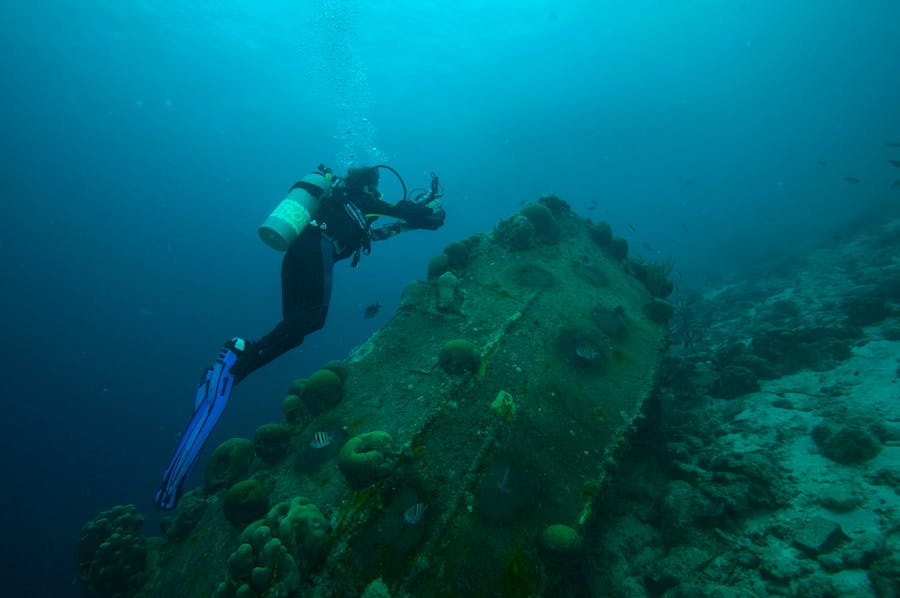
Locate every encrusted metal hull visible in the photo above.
<box><xmin>83</xmin><ymin>205</ymin><xmax>668</xmax><ymax>598</ymax></box>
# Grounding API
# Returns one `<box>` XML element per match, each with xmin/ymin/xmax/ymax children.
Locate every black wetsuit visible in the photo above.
<box><xmin>230</xmin><ymin>182</ymin><xmax>443</xmax><ymax>383</ymax></box>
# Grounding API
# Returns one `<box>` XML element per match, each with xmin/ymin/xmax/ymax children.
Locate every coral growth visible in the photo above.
<box><xmin>629</xmin><ymin>257</ymin><xmax>675</xmax><ymax>298</ymax></box>
<box><xmin>519</xmin><ymin>203</ymin><xmax>560</xmax><ymax>244</ymax></box>
<box><xmin>160</xmin><ymin>494</ymin><xmax>207</xmax><ymax>540</ymax></box>
<box><xmin>76</xmin><ymin>504</ymin><xmax>149</xmax><ymax>598</ymax></box>
<box><xmin>438</xmin><ymin>339</ymin><xmax>481</xmax><ymax>375</ymax></box>
<box><xmin>491</xmin><ymin>390</ymin><xmax>518</xmax><ymax>421</ymax></box>
<box><xmin>216</xmin><ymin>497</ymin><xmax>330</xmax><ymax>597</ymax></box>
<box><xmin>223</xmin><ymin>479</ymin><xmax>270</xmax><ymax>527</ymax></box>
<box><xmin>281</xmin><ymin>394</ymin><xmax>305</xmax><ymax>423</ymax></box>
<box><xmin>216</xmin><ymin>526</ymin><xmax>299</xmax><ymax>598</ymax></box>
<box><xmin>437</xmin><ymin>271</ymin><xmax>460</xmax><ymax>311</ymax></box>
<box><xmin>427</xmin><ymin>253</ymin><xmax>450</xmax><ymax>280</ymax></box>
<box><xmin>607</xmin><ymin>237</ymin><xmax>629</xmax><ymax>260</ymax></box>
<box><xmin>540</xmin><ymin>524</ymin><xmax>582</xmax><ymax>557</ymax></box>
<box><xmin>590</xmin><ymin>221</ymin><xmax>613</xmax><ymax>246</ymax></box>
<box><xmin>253</xmin><ymin>423</ymin><xmax>292</xmax><ymax>464</ymax></box>
<box><xmin>538</xmin><ymin>193</ymin><xmax>572</xmax><ymax>217</ymax></box>
<box><xmin>205</xmin><ymin>438</ymin><xmax>255</xmax><ymax>492</ymax></box>
<box><xmin>812</xmin><ymin>420</ymin><xmax>883</xmax><ymax>464</ymax></box>
<box><xmin>289</xmin><ymin>368</ymin><xmax>345</xmax><ymax>415</ymax></box>
<box><xmin>443</xmin><ymin>240</ymin><xmax>470</xmax><ymax>268</ymax></box>
<box><xmin>338</xmin><ymin>431</ymin><xmax>399</xmax><ymax>488</ymax></box>
<box><xmin>493</xmin><ymin>214</ymin><xmax>536</xmax><ymax>251</ymax></box>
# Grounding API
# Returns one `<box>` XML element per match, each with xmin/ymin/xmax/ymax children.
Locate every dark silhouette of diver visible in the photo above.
<box><xmin>155</xmin><ymin>164</ymin><xmax>445</xmax><ymax>509</ymax></box>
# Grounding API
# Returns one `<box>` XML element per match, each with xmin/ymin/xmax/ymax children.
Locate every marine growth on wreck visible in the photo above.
<box><xmin>76</xmin><ymin>195</ymin><xmax>672</xmax><ymax>597</ymax></box>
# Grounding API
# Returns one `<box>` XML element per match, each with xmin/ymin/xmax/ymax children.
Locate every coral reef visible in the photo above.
<box><xmin>205</xmin><ymin>438</ymin><xmax>255</xmax><ymax>492</ymax></box>
<box><xmin>519</xmin><ymin>202</ymin><xmax>560</xmax><ymax>244</ymax></box>
<box><xmin>253</xmin><ymin>423</ymin><xmax>292</xmax><ymax>464</ymax></box>
<box><xmin>607</xmin><ymin>237</ymin><xmax>628</xmax><ymax>260</ymax></box>
<box><xmin>712</xmin><ymin>364</ymin><xmax>760</xmax><ymax>399</ymax></box>
<box><xmin>579</xmin><ymin>210</ymin><xmax>900</xmax><ymax>596</ymax></box>
<box><xmin>360</xmin><ymin>577</ymin><xmax>391</xmax><ymax>598</ymax></box>
<box><xmin>490</xmin><ymin>389</ymin><xmax>517</xmax><ymax>421</ymax></box>
<box><xmin>749</xmin><ymin>326</ymin><xmax>854</xmax><ymax>376</ymax></box>
<box><xmin>289</xmin><ymin>368</ymin><xmax>345</xmax><ymax>414</ymax></box>
<box><xmin>76</xmin><ymin>504</ymin><xmax>149</xmax><ymax>598</ymax></box>
<box><xmin>260</xmin><ymin>497</ymin><xmax>330</xmax><ymax>562</ymax></box>
<box><xmin>281</xmin><ymin>394</ymin><xmax>305</xmax><ymax>423</ymax></box>
<box><xmin>160</xmin><ymin>494</ymin><xmax>207</xmax><ymax>540</ymax></box>
<box><xmin>427</xmin><ymin>253</ymin><xmax>450</xmax><ymax>280</ymax></box>
<box><xmin>322</xmin><ymin>359</ymin><xmax>351</xmax><ymax>383</ymax></box>
<box><xmin>629</xmin><ymin>256</ymin><xmax>675</xmax><ymax>298</ymax></box>
<box><xmin>540</xmin><ymin>524</ymin><xmax>582</xmax><ymax>557</ymax></box>
<box><xmin>842</xmin><ymin>286</ymin><xmax>892</xmax><ymax>325</ymax></box>
<box><xmin>438</xmin><ymin>338</ymin><xmax>481</xmax><ymax>375</ymax></box>
<box><xmin>216</xmin><ymin>497</ymin><xmax>329</xmax><ymax>597</ymax></box>
<box><xmin>436</xmin><ymin>271</ymin><xmax>460</xmax><ymax>311</ymax></box>
<box><xmin>812</xmin><ymin>420</ymin><xmax>883</xmax><ymax>464</ymax></box>
<box><xmin>493</xmin><ymin>214</ymin><xmax>535</xmax><ymax>251</ymax></box>
<box><xmin>443</xmin><ymin>240</ymin><xmax>470</xmax><ymax>268</ymax></box>
<box><xmin>338</xmin><ymin>431</ymin><xmax>399</xmax><ymax>488</ymax></box>
<box><xmin>216</xmin><ymin>526</ymin><xmax>300</xmax><ymax>598</ymax></box>
<box><xmin>538</xmin><ymin>193</ymin><xmax>571</xmax><ymax>216</ymax></box>
<box><xmin>223</xmin><ymin>479</ymin><xmax>270</xmax><ymax>527</ymax></box>
<box><xmin>589</xmin><ymin>221</ymin><xmax>613</xmax><ymax>246</ymax></box>
<box><xmin>77</xmin><ymin>196</ymin><xmax>672</xmax><ymax>597</ymax></box>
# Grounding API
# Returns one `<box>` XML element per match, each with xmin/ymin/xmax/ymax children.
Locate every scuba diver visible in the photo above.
<box><xmin>156</xmin><ymin>164</ymin><xmax>445</xmax><ymax>509</ymax></box>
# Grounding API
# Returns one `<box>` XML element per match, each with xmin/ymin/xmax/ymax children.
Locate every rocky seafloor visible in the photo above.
<box><xmin>582</xmin><ymin>209</ymin><xmax>900</xmax><ymax>597</ymax></box>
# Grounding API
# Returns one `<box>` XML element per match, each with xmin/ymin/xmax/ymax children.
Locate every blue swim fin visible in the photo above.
<box><xmin>155</xmin><ymin>341</ymin><xmax>241</xmax><ymax>510</ymax></box>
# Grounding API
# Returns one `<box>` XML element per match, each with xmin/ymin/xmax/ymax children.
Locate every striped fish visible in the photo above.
<box><xmin>403</xmin><ymin>502</ymin><xmax>428</xmax><ymax>525</ymax></box>
<box><xmin>309</xmin><ymin>431</ymin><xmax>333</xmax><ymax>449</ymax></box>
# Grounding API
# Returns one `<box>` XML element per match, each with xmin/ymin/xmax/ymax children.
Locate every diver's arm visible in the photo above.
<box><xmin>365</xmin><ymin>196</ymin><xmax>446</xmax><ymax>230</ymax></box>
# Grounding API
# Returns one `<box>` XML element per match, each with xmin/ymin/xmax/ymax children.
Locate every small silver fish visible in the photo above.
<box><xmin>575</xmin><ymin>342</ymin><xmax>600</xmax><ymax>361</ymax></box>
<box><xmin>309</xmin><ymin>431</ymin><xmax>333</xmax><ymax>449</ymax></box>
<box><xmin>403</xmin><ymin>502</ymin><xmax>428</xmax><ymax>524</ymax></box>
<box><xmin>497</xmin><ymin>465</ymin><xmax>511</xmax><ymax>494</ymax></box>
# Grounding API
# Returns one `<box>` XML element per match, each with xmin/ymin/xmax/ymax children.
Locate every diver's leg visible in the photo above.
<box><xmin>230</xmin><ymin>233</ymin><xmax>335</xmax><ymax>383</ymax></box>
<box><xmin>157</xmin><ymin>235</ymin><xmax>334</xmax><ymax>509</ymax></box>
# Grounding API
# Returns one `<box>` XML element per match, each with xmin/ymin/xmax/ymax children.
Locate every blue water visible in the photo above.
<box><xmin>1</xmin><ymin>1</ymin><xmax>898</xmax><ymax>595</ymax></box>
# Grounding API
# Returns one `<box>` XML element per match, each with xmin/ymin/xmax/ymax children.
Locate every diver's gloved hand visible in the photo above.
<box><xmin>395</xmin><ymin>199</ymin><xmax>445</xmax><ymax>230</ymax></box>
<box><xmin>423</xmin><ymin>200</ymin><xmax>446</xmax><ymax>230</ymax></box>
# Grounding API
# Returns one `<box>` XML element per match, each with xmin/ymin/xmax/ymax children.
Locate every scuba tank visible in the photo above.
<box><xmin>258</xmin><ymin>170</ymin><xmax>334</xmax><ymax>251</ymax></box>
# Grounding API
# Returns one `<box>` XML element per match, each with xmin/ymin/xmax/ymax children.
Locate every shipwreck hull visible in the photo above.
<box><xmin>79</xmin><ymin>203</ymin><xmax>668</xmax><ymax>598</ymax></box>
<box><xmin>323</xmin><ymin>230</ymin><xmax>667</xmax><ymax>595</ymax></box>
